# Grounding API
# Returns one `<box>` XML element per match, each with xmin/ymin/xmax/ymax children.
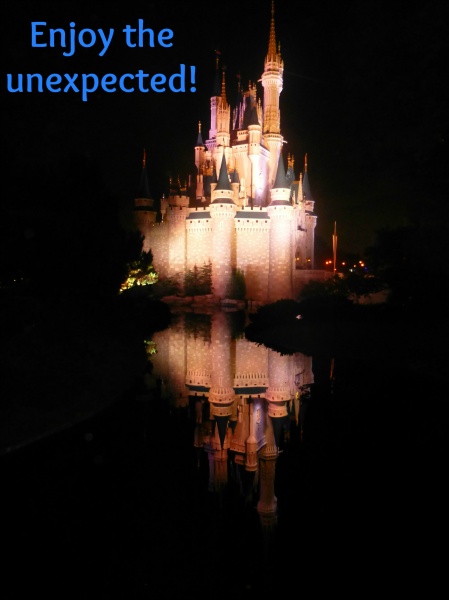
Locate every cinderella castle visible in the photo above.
<box><xmin>133</xmin><ymin>2</ymin><xmax>327</xmax><ymax>304</ymax></box>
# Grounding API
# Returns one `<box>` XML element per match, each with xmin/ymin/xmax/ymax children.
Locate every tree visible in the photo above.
<box><xmin>120</xmin><ymin>250</ymin><xmax>158</xmax><ymax>293</ymax></box>
<box><xmin>184</xmin><ymin>261</ymin><xmax>212</xmax><ymax>296</ymax></box>
<box><xmin>226</xmin><ymin>268</ymin><xmax>246</xmax><ymax>300</ymax></box>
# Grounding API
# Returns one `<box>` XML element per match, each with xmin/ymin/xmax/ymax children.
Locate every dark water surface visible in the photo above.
<box><xmin>3</xmin><ymin>310</ymin><xmax>447</xmax><ymax>598</ymax></box>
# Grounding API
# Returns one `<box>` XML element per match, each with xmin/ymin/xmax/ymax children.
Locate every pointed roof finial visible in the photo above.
<box><xmin>221</xmin><ymin>68</ymin><xmax>227</xmax><ymax>103</ymax></box>
<box><xmin>196</xmin><ymin>121</ymin><xmax>204</xmax><ymax>146</ymax></box>
<box><xmin>137</xmin><ymin>149</ymin><xmax>152</xmax><ymax>199</ymax></box>
<box><xmin>211</xmin><ymin>50</ymin><xmax>222</xmax><ymax>97</ymax></box>
<box><xmin>302</xmin><ymin>154</ymin><xmax>314</xmax><ymax>201</ymax></box>
<box><xmin>267</xmin><ymin>0</ymin><xmax>277</xmax><ymax>60</ymax></box>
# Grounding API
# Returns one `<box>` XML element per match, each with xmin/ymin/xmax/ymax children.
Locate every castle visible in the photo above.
<box><xmin>133</xmin><ymin>3</ymin><xmax>326</xmax><ymax>304</ymax></box>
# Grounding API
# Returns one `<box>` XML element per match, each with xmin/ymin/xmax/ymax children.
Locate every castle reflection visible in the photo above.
<box><xmin>148</xmin><ymin>308</ymin><xmax>314</xmax><ymax>534</ymax></box>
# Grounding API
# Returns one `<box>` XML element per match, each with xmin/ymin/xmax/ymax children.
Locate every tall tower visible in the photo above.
<box><xmin>261</xmin><ymin>1</ymin><xmax>284</xmax><ymax>188</ymax></box>
<box><xmin>216</xmin><ymin>70</ymin><xmax>231</xmax><ymax>151</ymax></box>
<box><xmin>209</xmin><ymin>155</ymin><xmax>237</xmax><ymax>298</ymax></box>
<box><xmin>267</xmin><ymin>152</ymin><xmax>293</xmax><ymax>301</ymax></box>
<box><xmin>194</xmin><ymin>121</ymin><xmax>206</xmax><ymax>200</ymax></box>
<box><xmin>207</xmin><ymin>52</ymin><xmax>222</xmax><ymax>151</ymax></box>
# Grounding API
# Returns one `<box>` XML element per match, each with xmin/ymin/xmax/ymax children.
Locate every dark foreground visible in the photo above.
<box><xmin>3</xmin><ymin>344</ymin><xmax>447</xmax><ymax>599</ymax></box>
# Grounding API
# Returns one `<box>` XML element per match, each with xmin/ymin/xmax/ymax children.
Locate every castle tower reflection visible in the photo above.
<box><xmin>150</xmin><ymin>309</ymin><xmax>314</xmax><ymax>530</ymax></box>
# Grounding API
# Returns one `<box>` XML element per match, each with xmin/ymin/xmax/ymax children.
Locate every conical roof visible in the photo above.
<box><xmin>216</xmin><ymin>154</ymin><xmax>232</xmax><ymax>191</ymax></box>
<box><xmin>302</xmin><ymin>154</ymin><xmax>314</xmax><ymax>201</ymax></box>
<box><xmin>272</xmin><ymin>152</ymin><xmax>288</xmax><ymax>189</ymax></box>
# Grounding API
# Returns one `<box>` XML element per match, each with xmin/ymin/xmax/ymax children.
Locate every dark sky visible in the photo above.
<box><xmin>2</xmin><ymin>0</ymin><xmax>448</xmax><ymax>255</ymax></box>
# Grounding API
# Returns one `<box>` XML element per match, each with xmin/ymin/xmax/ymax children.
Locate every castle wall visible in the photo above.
<box><xmin>234</xmin><ymin>337</ymin><xmax>269</xmax><ymax>391</ymax></box>
<box><xmin>148</xmin><ymin>223</ymin><xmax>169</xmax><ymax>280</ymax></box>
<box><xmin>151</xmin><ymin>321</ymin><xmax>188</xmax><ymax>408</ymax></box>
<box><xmin>210</xmin><ymin>203</ymin><xmax>237</xmax><ymax>298</ymax></box>
<box><xmin>185</xmin><ymin>321</ymin><xmax>212</xmax><ymax>393</ymax></box>
<box><xmin>267</xmin><ymin>205</ymin><xmax>294</xmax><ymax>301</ymax></box>
<box><xmin>167</xmin><ymin>205</ymin><xmax>188</xmax><ymax>281</ymax></box>
<box><xmin>186</xmin><ymin>209</ymin><xmax>213</xmax><ymax>271</ymax></box>
<box><xmin>235</xmin><ymin>209</ymin><xmax>270</xmax><ymax>303</ymax></box>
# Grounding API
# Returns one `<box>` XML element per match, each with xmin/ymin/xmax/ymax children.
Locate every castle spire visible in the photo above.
<box><xmin>262</xmin><ymin>0</ymin><xmax>284</xmax><ymax>182</ymax></box>
<box><xmin>212</xmin><ymin>49</ymin><xmax>221</xmax><ymax>97</ymax></box>
<box><xmin>216</xmin><ymin>154</ymin><xmax>232</xmax><ymax>192</ymax></box>
<box><xmin>221</xmin><ymin>69</ymin><xmax>227</xmax><ymax>104</ymax></box>
<box><xmin>196</xmin><ymin>121</ymin><xmax>204</xmax><ymax>146</ymax></box>
<box><xmin>269</xmin><ymin>151</ymin><xmax>291</xmax><ymax>206</ymax></box>
<box><xmin>302</xmin><ymin>153</ymin><xmax>314</xmax><ymax>201</ymax></box>
<box><xmin>137</xmin><ymin>149</ymin><xmax>151</xmax><ymax>199</ymax></box>
<box><xmin>267</xmin><ymin>0</ymin><xmax>277</xmax><ymax>61</ymax></box>
<box><xmin>272</xmin><ymin>151</ymin><xmax>288</xmax><ymax>190</ymax></box>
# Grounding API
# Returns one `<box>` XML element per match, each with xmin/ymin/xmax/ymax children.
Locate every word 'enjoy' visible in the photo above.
<box><xmin>31</xmin><ymin>20</ymin><xmax>174</xmax><ymax>57</ymax></box>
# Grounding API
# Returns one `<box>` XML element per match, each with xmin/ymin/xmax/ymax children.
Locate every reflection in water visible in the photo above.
<box><xmin>149</xmin><ymin>308</ymin><xmax>313</xmax><ymax>541</ymax></box>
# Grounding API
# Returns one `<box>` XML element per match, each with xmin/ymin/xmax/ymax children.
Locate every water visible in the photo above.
<box><xmin>3</xmin><ymin>308</ymin><xmax>446</xmax><ymax>598</ymax></box>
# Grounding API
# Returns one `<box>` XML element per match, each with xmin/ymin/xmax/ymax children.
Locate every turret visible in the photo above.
<box><xmin>194</xmin><ymin>121</ymin><xmax>206</xmax><ymax>199</ymax></box>
<box><xmin>209</xmin><ymin>155</ymin><xmax>237</xmax><ymax>298</ymax></box>
<box><xmin>133</xmin><ymin>149</ymin><xmax>157</xmax><ymax>253</ymax></box>
<box><xmin>211</xmin><ymin>154</ymin><xmax>234</xmax><ymax>205</ymax></box>
<box><xmin>267</xmin><ymin>152</ymin><xmax>293</xmax><ymax>300</ymax></box>
<box><xmin>207</xmin><ymin>51</ymin><xmax>222</xmax><ymax>147</ymax></box>
<box><xmin>269</xmin><ymin>152</ymin><xmax>291</xmax><ymax>205</ymax></box>
<box><xmin>216</xmin><ymin>69</ymin><xmax>231</xmax><ymax>149</ymax></box>
<box><xmin>261</xmin><ymin>2</ymin><xmax>284</xmax><ymax>189</ymax></box>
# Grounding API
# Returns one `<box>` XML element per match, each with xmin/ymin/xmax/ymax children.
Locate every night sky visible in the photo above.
<box><xmin>2</xmin><ymin>0</ymin><xmax>448</xmax><ymax>256</ymax></box>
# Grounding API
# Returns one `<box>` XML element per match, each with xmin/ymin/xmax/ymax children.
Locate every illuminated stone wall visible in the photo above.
<box><xmin>186</xmin><ymin>211</ymin><xmax>213</xmax><ymax>272</ymax></box>
<box><xmin>235</xmin><ymin>210</ymin><xmax>270</xmax><ymax>302</ymax></box>
<box><xmin>267</xmin><ymin>204</ymin><xmax>293</xmax><ymax>302</ymax></box>
<box><xmin>209</xmin><ymin>203</ymin><xmax>237</xmax><ymax>299</ymax></box>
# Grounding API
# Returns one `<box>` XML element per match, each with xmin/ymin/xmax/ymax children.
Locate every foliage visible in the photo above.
<box><xmin>184</xmin><ymin>261</ymin><xmax>212</xmax><ymax>296</ymax></box>
<box><xmin>183</xmin><ymin>312</ymin><xmax>212</xmax><ymax>341</ymax></box>
<box><xmin>226</xmin><ymin>268</ymin><xmax>246</xmax><ymax>300</ymax></box>
<box><xmin>250</xmin><ymin>299</ymin><xmax>302</xmax><ymax>324</ymax></box>
<box><xmin>151</xmin><ymin>275</ymin><xmax>181</xmax><ymax>298</ymax></box>
<box><xmin>120</xmin><ymin>250</ymin><xmax>158</xmax><ymax>293</ymax></box>
<box><xmin>298</xmin><ymin>272</ymin><xmax>385</xmax><ymax>304</ymax></box>
<box><xmin>297</xmin><ymin>277</ymin><xmax>354</xmax><ymax>319</ymax></box>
